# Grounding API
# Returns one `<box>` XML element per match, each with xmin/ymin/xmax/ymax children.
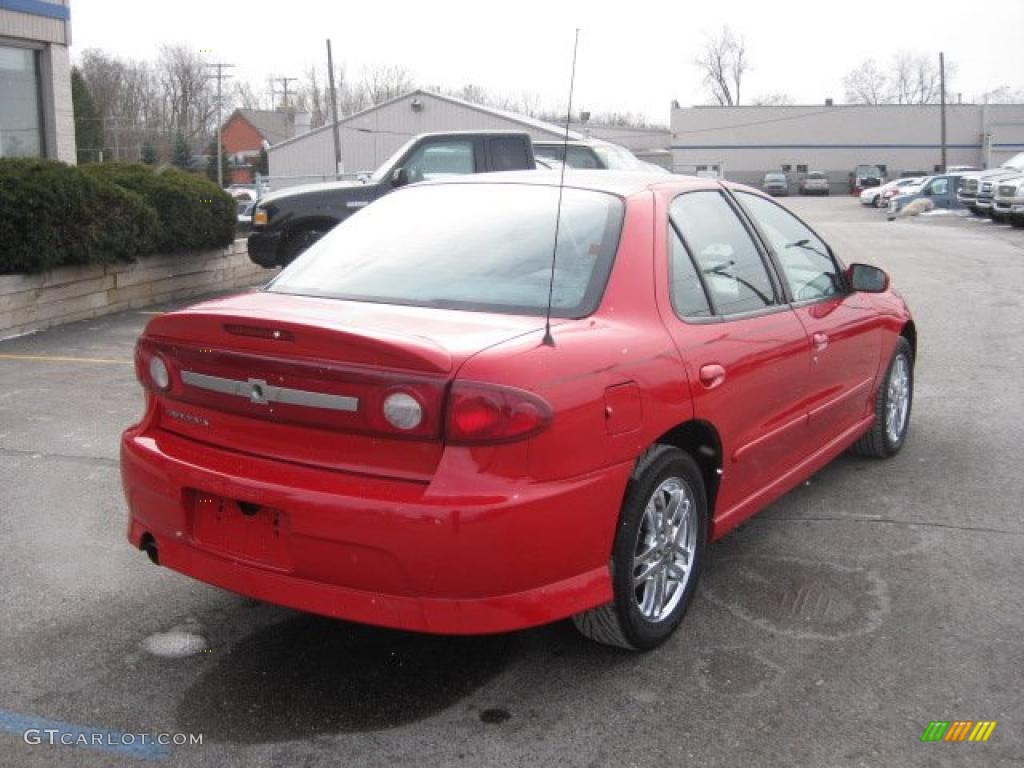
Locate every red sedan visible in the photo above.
<box><xmin>121</xmin><ymin>172</ymin><xmax>915</xmax><ymax>650</ymax></box>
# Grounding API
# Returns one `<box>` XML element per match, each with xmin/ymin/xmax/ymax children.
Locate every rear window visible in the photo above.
<box><xmin>268</xmin><ymin>184</ymin><xmax>624</xmax><ymax>318</ymax></box>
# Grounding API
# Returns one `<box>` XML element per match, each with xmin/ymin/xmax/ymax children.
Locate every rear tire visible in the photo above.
<box><xmin>572</xmin><ymin>445</ymin><xmax>707</xmax><ymax>650</ymax></box>
<box><xmin>850</xmin><ymin>337</ymin><xmax>914</xmax><ymax>458</ymax></box>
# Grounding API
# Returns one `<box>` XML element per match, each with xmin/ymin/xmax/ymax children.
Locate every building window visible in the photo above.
<box><xmin>781</xmin><ymin>164</ymin><xmax>792</xmax><ymax>172</ymax></box>
<box><xmin>0</xmin><ymin>45</ymin><xmax>44</xmax><ymax>158</ymax></box>
<box><xmin>796</xmin><ymin>164</ymin><xmax>808</xmax><ymax>174</ymax></box>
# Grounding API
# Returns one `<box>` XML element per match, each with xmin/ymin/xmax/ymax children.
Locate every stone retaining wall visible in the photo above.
<box><xmin>0</xmin><ymin>240</ymin><xmax>269</xmax><ymax>339</ymax></box>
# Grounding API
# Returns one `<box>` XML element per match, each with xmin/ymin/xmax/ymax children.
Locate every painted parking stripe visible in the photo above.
<box><xmin>0</xmin><ymin>354</ymin><xmax>132</xmax><ymax>365</ymax></box>
<box><xmin>0</xmin><ymin>709</ymin><xmax>168</xmax><ymax>760</ymax></box>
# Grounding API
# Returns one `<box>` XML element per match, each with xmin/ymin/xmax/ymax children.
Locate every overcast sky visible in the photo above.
<box><xmin>71</xmin><ymin>0</ymin><xmax>1024</xmax><ymax>123</ymax></box>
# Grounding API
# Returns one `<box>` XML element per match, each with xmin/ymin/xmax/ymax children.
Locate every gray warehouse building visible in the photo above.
<box><xmin>671</xmin><ymin>103</ymin><xmax>1024</xmax><ymax>190</ymax></box>
<box><xmin>0</xmin><ymin>0</ymin><xmax>75</xmax><ymax>163</ymax></box>
<box><xmin>268</xmin><ymin>89</ymin><xmax>584</xmax><ymax>186</ymax></box>
<box><xmin>268</xmin><ymin>89</ymin><xmax>674</xmax><ymax>185</ymax></box>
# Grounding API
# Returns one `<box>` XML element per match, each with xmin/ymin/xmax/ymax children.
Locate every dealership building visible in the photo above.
<box><xmin>0</xmin><ymin>0</ymin><xmax>75</xmax><ymax>163</ymax></box>
<box><xmin>671</xmin><ymin>103</ymin><xmax>1024</xmax><ymax>189</ymax></box>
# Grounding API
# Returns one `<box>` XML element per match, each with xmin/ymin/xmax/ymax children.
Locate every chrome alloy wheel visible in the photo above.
<box><xmin>885</xmin><ymin>354</ymin><xmax>911</xmax><ymax>444</ymax></box>
<box><xmin>633</xmin><ymin>477</ymin><xmax>697</xmax><ymax>622</ymax></box>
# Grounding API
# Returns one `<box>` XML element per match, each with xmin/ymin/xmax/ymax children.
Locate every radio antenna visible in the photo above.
<box><xmin>542</xmin><ymin>28</ymin><xmax>580</xmax><ymax>347</ymax></box>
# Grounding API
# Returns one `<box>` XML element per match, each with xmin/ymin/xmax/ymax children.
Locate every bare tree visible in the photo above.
<box><xmin>695</xmin><ymin>26</ymin><xmax>749</xmax><ymax>106</ymax></box>
<box><xmin>156</xmin><ymin>44</ymin><xmax>216</xmax><ymax>140</ymax></box>
<box><xmin>360</xmin><ymin>64</ymin><xmax>415</xmax><ymax>106</ymax></box>
<box><xmin>843</xmin><ymin>59</ymin><xmax>889</xmax><ymax>104</ymax></box>
<box><xmin>975</xmin><ymin>85</ymin><xmax>1024</xmax><ymax>104</ymax></box>
<box><xmin>750</xmin><ymin>92</ymin><xmax>795</xmax><ymax>106</ymax></box>
<box><xmin>891</xmin><ymin>53</ymin><xmax>951</xmax><ymax>105</ymax></box>
<box><xmin>233</xmin><ymin>80</ymin><xmax>265</xmax><ymax>111</ymax></box>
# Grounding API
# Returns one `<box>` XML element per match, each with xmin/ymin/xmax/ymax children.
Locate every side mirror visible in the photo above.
<box><xmin>391</xmin><ymin>167</ymin><xmax>410</xmax><ymax>188</ymax></box>
<box><xmin>848</xmin><ymin>263</ymin><xmax>889</xmax><ymax>293</ymax></box>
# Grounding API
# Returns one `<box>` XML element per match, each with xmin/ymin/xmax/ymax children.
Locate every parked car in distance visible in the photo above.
<box><xmin>123</xmin><ymin>171</ymin><xmax>916</xmax><ymax>651</ymax></box>
<box><xmin>862</xmin><ymin>177</ymin><xmax>924</xmax><ymax>208</ymax></box>
<box><xmin>958</xmin><ymin>152</ymin><xmax>1024</xmax><ymax>215</ymax></box>
<box><xmin>762</xmin><ymin>171</ymin><xmax>789</xmax><ymax>196</ymax></box>
<box><xmin>236</xmin><ymin>200</ymin><xmax>254</xmax><ymax>231</ymax></box>
<box><xmin>533</xmin><ymin>139</ymin><xmax>646</xmax><ymax>171</ymax></box>
<box><xmin>991</xmin><ymin>175</ymin><xmax>1024</xmax><ymax>224</ymax></box>
<box><xmin>887</xmin><ymin>174</ymin><xmax>965</xmax><ymax>217</ymax></box>
<box><xmin>849</xmin><ymin>164</ymin><xmax>886</xmax><ymax>194</ymax></box>
<box><xmin>798</xmin><ymin>171</ymin><xmax>830</xmax><ymax>196</ymax></box>
<box><xmin>248</xmin><ymin>131</ymin><xmax>537</xmax><ymax>269</ymax></box>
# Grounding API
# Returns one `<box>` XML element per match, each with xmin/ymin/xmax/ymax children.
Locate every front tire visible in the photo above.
<box><xmin>573</xmin><ymin>446</ymin><xmax>707</xmax><ymax>650</ymax></box>
<box><xmin>850</xmin><ymin>337</ymin><xmax>914</xmax><ymax>458</ymax></box>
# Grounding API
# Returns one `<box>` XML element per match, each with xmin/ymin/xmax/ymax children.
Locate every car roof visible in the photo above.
<box><xmin>418</xmin><ymin>170</ymin><xmax>722</xmax><ymax>197</ymax></box>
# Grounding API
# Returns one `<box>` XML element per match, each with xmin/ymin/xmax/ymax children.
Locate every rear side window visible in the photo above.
<box><xmin>670</xmin><ymin>192</ymin><xmax>778</xmax><ymax>316</ymax></box>
<box><xmin>489</xmin><ymin>138</ymin><xmax>530</xmax><ymax>171</ymax></box>
<box><xmin>669</xmin><ymin>227</ymin><xmax>712</xmax><ymax>318</ymax></box>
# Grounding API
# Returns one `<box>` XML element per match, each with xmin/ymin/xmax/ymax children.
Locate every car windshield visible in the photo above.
<box><xmin>807</xmin><ymin>172</ymin><xmax>826</xmax><ymax>179</ymax></box>
<box><xmin>1003</xmin><ymin>153</ymin><xmax>1024</xmax><ymax>172</ymax></box>
<box><xmin>765</xmin><ymin>173</ymin><xmax>786</xmax><ymax>182</ymax></box>
<box><xmin>267</xmin><ymin>183</ymin><xmax>624</xmax><ymax>317</ymax></box>
<box><xmin>535</xmin><ymin>144</ymin><xmax>602</xmax><ymax>169</ymax></box>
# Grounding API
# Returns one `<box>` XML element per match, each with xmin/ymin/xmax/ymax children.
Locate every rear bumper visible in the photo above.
<box><xmin>246</xmin><ymin>231</ymin><xmax>284</xmax><ymax>268</ymax></box>
<box><xmin>121</xmin><ymin>427</ymin><xmax>628</xmax><ymax>634</ymax></box>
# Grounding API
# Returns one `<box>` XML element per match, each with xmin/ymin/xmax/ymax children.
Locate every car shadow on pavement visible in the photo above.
<box><xmin>174</xmin><ymin>613</ymin><xmax>519</xmax><ymax>741</ymax></box>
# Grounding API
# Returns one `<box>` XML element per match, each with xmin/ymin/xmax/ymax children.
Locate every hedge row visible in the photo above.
<box><xmin>0</xmin><ymin>159</ymin><xmax>236</xmax><ymax>275</ymax></box>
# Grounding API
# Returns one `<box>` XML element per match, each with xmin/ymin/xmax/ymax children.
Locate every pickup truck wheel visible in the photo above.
<box><xmin>850</xmin><ymin>337</ymin><xmax>914</xmax><ymax>458</ymax></box>
<box><xmin>281</xmin><ymin>227</ymin><xmax>328</xmax><ymax>266</ymax></box>
<box><xmin>572</xmin><ymin>445</ymin><xmax>707</xmax><ymax>651</ymax></box>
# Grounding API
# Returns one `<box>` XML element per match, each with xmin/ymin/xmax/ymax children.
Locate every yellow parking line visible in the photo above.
<box><xmin>0</xmin><ymin>354</ymin><xmax>132</xmax><ymax>365</ymax></box>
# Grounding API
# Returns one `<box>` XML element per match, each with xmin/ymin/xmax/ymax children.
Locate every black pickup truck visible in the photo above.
<box><xmin>248</xmin><ymin>131</ymin><xmax>536</xmax><ymax>268</ymax></box>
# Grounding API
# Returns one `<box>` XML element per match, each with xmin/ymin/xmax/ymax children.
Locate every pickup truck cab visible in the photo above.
<box><xmin>248</xmin><ymin>131</ymin><xmax>536</xmax><ymax>268</ymax></box>
<box><xmin>533</xmin><ymin>139</ymin><xmax>645</xmax><ymax>170</ymax></box>
<box><xmin>992</xmin><ymin>175</ymin><xmax>1024</xmax><ymax>225</ymax></box>
<box><xmin>887</xmin><ymin>173</ymin><xmax>966</xmax><ymax>217</ymax></box>
<box><xmin>957</xmin><ymin>152</ymin><xmax>1024</xmax><ymax>215</ymax></box>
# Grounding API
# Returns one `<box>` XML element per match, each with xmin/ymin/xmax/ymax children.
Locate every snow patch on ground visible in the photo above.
<box><xmin>141</xmin><ymin>630</ymin><xmax>208</xmax><ymax>658</ymax></box>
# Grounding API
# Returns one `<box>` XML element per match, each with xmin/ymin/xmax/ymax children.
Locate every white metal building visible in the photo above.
<box><xmin>268</xmin><ymin>90</ymin><xmax>586</xmax><ymax>186</ymax></box>
<box><xmin>0</xmin><ymin>0</ymin><xmax>75</xmax><ymax>162</ymax></box>
<box><xmin>671</xmin><ymin>103</ymin><xmax>1024</xmax><ymax>188</ymax></box>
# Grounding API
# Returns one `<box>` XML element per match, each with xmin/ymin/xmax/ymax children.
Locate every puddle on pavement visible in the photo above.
<box><xmin>176</xmin><ymin>614</ymin><xmax>516</xmax><ymax>741</ymax></box>
<box><xmin>703</xmin><ymin>557</ymin><xmax>890</xmax><ymax>640</ymax></box>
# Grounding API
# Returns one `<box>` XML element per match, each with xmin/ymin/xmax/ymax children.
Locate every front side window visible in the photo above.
<box><xmin>269</xmin><ymin>184</ymin><xmax>624</xmax><ymax>318</ymax></box>
<box><xmin>0</xmin><ymin>46</ymin><xmax>43</xmax><ymax>158</ymax></box>
<box><xmin>736</xmin><ymin>191</ymin><xmax>841</xmax><ymax>303</ymax></box>
<box><xmin>670</xmin><ymin>192</ymin><xmax>777</xmax><ymax>316</ymax></box>
<box><xmin>928</xmin><ymin>178</ymin><xmax>949</xmax><ymax>196</ymax></box>
<box><xmin>402</xmin><ymin>140</ymin><xmax>475</xmax><ymax>183</ymax></box>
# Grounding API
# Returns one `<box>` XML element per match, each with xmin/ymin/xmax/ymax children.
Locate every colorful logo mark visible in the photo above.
<box><xmin>920</xmin><ymin>721</ymin><xmax>997</xmax><ymax>743</ymax></box>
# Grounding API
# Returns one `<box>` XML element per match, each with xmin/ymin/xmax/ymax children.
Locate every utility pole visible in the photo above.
<box><xmin>326</xmin><ymin>40</ymin><xmax>342</xmax><ymax>179</ymax></box>
<box><xmin>939</xmin><ymin>52</ymin><xmax>948</xmax><ymax>173</ymax></box>
<box><xmin>272</xmin><ymin>76</ymin><xmax>298</xmax><ymax>110</ymax></box>
<box><xmin>205</xmin><ymin>61</ymin><xmax>235</xmax><ymax>188</ymax></box>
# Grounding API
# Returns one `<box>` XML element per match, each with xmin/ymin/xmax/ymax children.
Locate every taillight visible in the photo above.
<box><xmin>135</xmin><ymin>339</ymin><xmax>175</xmax><ymax>392</ymax></box>
<box><xmin>445</xmin><ymin>382</ymin><xmax>552</xmax><ymax>445</ymax></box>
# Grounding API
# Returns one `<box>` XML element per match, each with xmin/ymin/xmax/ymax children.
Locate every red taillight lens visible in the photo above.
<box><xmin>446</xmin><ymin>382</ymin><xmax>552</xmax><ymax>445</ymax></box>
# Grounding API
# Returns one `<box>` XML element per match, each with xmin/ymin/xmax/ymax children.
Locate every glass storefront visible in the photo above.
<box><xmin>0</xmin><ymin>45</ymin><xmax>44</xmax><ymax>158</ymax></box>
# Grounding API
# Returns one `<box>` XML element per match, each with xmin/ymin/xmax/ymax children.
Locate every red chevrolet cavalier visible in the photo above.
<box><xmin>121</xmin><ymin>172</ymin><xmax>915</xmax><ymax>650</ymax></box>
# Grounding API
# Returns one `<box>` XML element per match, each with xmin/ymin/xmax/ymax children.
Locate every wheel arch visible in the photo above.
<box><xmin>900</xmin><ymin>319</ymin><xmax>917</xmax><ymax>361</ymax></box>
<box><xmin>651</xmin><ymin>419</ymin><xmax>722</xmax><ymax>517</ymax></box>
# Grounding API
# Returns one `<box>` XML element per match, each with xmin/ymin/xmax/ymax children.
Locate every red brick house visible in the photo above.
<box><xmin>221</xmin><ymin>109</ymin><xmax>293</xmax><ymax>184</ymax></box>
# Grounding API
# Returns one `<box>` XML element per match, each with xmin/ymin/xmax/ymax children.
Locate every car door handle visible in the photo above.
<box><xmin>812</xmin><ymin>332</ymin><xmax>829</xmax><ymax>351</ymax></box>
<box><xmin>699</xmin><ymin>364</ymin><xmax>726</xmax><ymax>389</ymax></box>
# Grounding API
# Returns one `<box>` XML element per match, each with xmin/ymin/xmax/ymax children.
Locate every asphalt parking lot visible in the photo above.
<box><xmin>1</xmin><ymin>196</ymin><xmax>1022</xmax><ymax>768</ymax></box>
